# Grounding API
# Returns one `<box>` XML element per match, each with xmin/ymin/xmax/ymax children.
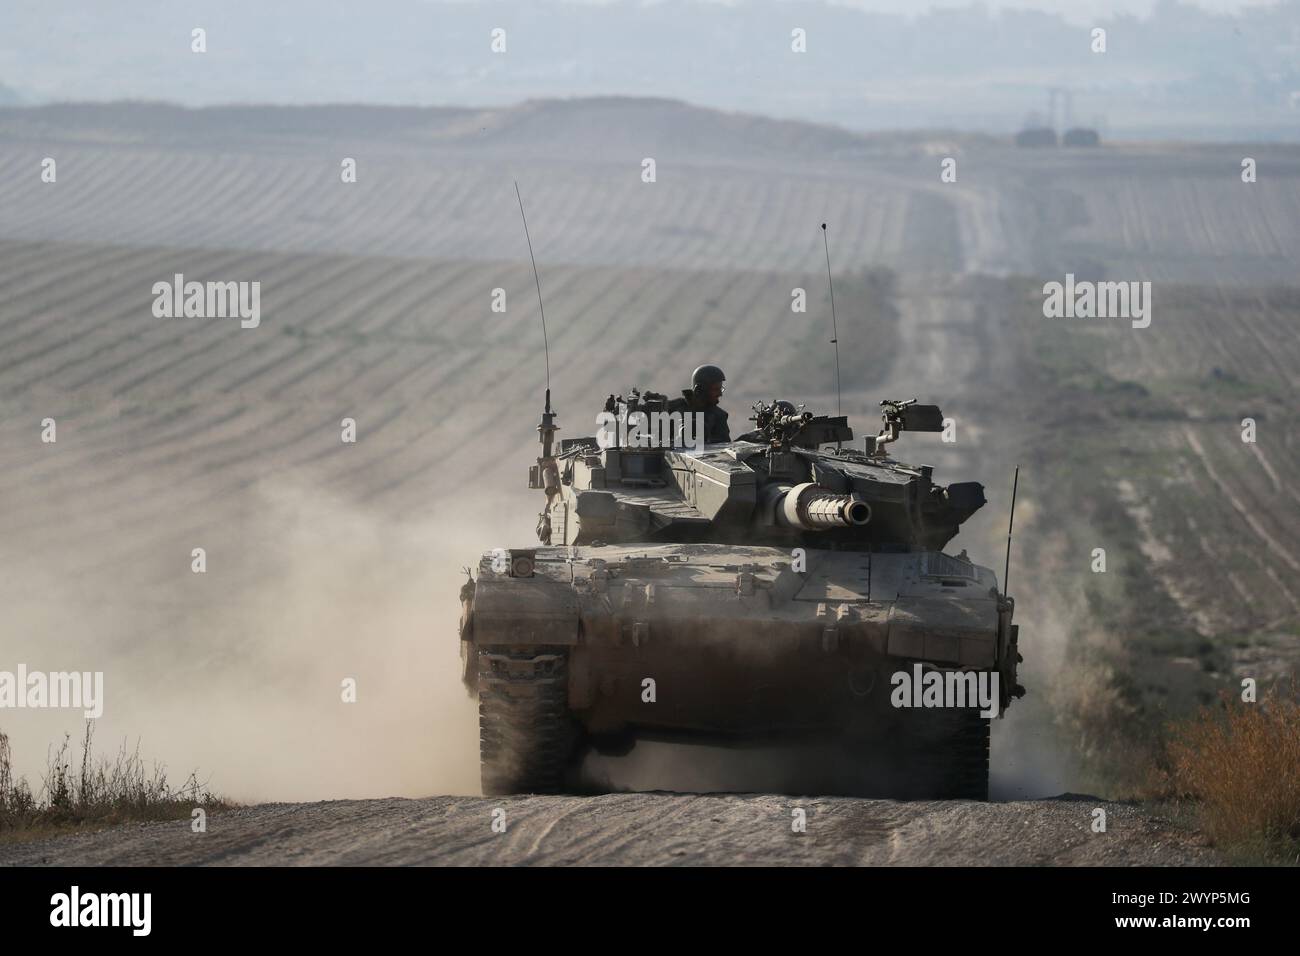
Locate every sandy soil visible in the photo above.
<box><xmin>0</xmin><ymin>793</ymin><xmax>1217</xmax><ymax>866</ymax></box>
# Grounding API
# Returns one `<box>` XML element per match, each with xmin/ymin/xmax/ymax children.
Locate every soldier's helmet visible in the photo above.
<box><xmin>691</xmin><ymin>364</ymin><xmax>726</xmax><ymax>394</ymax></box>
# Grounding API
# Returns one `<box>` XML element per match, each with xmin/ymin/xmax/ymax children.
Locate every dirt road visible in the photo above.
<box><xmin>0</xmin><ymin>793</ymin><xmax>1215</xmax><ymax>866</ymax></box>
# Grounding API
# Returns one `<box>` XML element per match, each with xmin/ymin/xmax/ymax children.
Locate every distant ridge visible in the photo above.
<box><xmin>0</xmin><ymin>96</ymin><xmax>1016</xmax><ymax>160</ymax></box>
<box><xmin>0</xmin><ymin>100</ymin><xmax>478</xmax><ymax>141</ymax></box>
<box><xmin>0</xmin><ymin>81</ymin><xmax>26</xmax><ymax>107</ymax></box>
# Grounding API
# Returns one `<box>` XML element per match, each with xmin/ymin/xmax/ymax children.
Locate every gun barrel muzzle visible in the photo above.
<box><xmin>774</xmin><ymin>483</ymin><xmax>872</xmax><ymax>530</ymax></box>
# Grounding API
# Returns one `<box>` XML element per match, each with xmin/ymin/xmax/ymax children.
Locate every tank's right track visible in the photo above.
<box><xmin>477</xmin><ymin>648</ymin><xmax>578</xmax><ymax>795</ymax></box>
<box><xmin>897</xmin><ymin>707</ymin><xmax>990</xmax><ymax>800</ymax></box>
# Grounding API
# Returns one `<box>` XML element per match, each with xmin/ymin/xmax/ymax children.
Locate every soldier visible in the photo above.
<box><xmin>668</xmin><ymin>364</ymin><xmax>730</xmax><ymax>444</ymax></box>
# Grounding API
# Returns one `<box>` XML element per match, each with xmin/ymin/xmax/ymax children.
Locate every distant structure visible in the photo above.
<box><xmin>1015</xmin><ymin>116</ymin><xmax>1057</xmax><ymax>147</ymax></box>
<box><xmin>1017</xmin><ymin>88</ymin><xmax>1100</xmax><ymax>148</ymax></box>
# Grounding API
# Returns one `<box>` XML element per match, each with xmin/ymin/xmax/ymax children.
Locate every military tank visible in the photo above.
<box><xmin>458</xmin><ymin>387</ymin><xmax>1024</xmax><ymax>800</ymax></box>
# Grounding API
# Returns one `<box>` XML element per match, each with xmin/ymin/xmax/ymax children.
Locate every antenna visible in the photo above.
<box><xmin>1003</xmin><ymin>466</ymin><xmax>1020</xmax><ymax>599</ymax></box>
<box><xmin>821</xmin><ymin>223</ymin><xmax>842</xmax><ymax>418</ymax></box>
<box><xmin>515</xmin><ymin>180</ymin><xmax>558</xmax><ymax>459</ymax></box>
<box><xmin>514</xmin><ymin>180</ymin><xmax>550</xmax><ymax>392</ymax></box>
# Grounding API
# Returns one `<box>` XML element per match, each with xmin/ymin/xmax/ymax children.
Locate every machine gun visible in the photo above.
<box><xmin>745</xmin><ymin>400</ymin><xmax>852</xmax><ymax>451</ymax></box>
<box><xmin>865</xmin><ymin>398</ymin><xmax>945</xmax><ymax>457</ymax></box>
<box><xmin>747</xmin><ymin>400</ymin><xmax>812</xmax><ymax>450</ymax></box>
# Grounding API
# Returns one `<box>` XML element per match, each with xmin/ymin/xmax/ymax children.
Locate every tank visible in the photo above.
<box><xmin>458</xmin><ymin>390</ymin><xmax>1025</xmax><ymax>799</ymax></box>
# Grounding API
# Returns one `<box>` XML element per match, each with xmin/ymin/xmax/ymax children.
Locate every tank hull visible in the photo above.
<box><xmin>462</xmin><ymin>543</ymin><xmax>1019</xmax><ymax>797</ymax></box>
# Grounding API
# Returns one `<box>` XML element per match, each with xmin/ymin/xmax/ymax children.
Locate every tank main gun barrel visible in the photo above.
<box><xmin>771</xmin><ymin>482</ymin><xmax>872</xmax><ymax>531</ymax></box>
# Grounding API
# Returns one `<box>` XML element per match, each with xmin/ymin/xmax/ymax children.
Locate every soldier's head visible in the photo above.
<box><xmin>691</xmin><ymin>364</ymin><xmax>726</xmax><ymax>406</ymax></box>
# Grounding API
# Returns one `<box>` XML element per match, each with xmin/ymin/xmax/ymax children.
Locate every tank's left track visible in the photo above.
<box><xmin>477</xmin><ymin>648</ymin><xmax>580</xmax><ymax>795</ymax></box>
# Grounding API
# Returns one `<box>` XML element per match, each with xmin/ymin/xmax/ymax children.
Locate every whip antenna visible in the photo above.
<box><xmin>821</xmin><ymin>223</ymin><xmax>842</xmax><ymax>417</ymax></box>
<box><xmin>1003</xmin><ymin>466</ymin><xmax>1020</xmax><ymax>599</ymax></box>
<box><xmin>515</xmin><ymin>180</ymin><xmax>550</xmax><ymax>392</ymax></box>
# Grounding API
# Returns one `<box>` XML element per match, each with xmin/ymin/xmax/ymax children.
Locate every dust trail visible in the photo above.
<box><xmin>1</xmin><ymin>478</ymin><xmax>494</xmax><ymax>803</ymax></box>
<box><xmin>1</xmin><ymin>475</ymin><xmax>1079</xmax><ymax>805</ymax></box>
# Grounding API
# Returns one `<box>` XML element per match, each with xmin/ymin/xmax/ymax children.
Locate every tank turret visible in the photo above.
<box><xmin>528</xmin><ymin>394</ymin><xmax>985</xmax><ymax>553</ymax></box>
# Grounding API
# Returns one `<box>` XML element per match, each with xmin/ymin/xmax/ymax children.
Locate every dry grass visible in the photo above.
<box><xmin>0</xmin><ymin>723</ymin><xmax>226</xmax><ymax>839</ymax></box>
<box><xmin>1151</xmin><ymin>679</ymin><xmax>1300</xmax><ymax>862</ymax></box>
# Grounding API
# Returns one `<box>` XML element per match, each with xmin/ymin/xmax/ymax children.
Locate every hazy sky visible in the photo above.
<box><xmin>772</xmin><ymin>0</ymin><xmax>1275</xmax><ymax>13</ymax></box>
<box><xmin>2</xmin><ymin>0</ymin><xmax>1297</xmax><ymax>139</ymax></box>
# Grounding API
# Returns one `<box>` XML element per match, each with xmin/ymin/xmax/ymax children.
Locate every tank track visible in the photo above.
<box><xmin>846</xmin><ymin>705</ymin><xmax>990</xmax><ymax>800</ymax></box>
<box><xmin>902</xmin><ymin>708</ymin><xmax>990</xmax><ymax>800</ymax></box>
<box><xmin>477</xmin><ymin>648</ymin><xmax>579</xmax><ymax>795</ymax></box>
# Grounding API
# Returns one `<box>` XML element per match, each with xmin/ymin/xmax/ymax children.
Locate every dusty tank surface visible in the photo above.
<box><xmin>458</xmin><ymin>389</ymin><xmax>1024</xmax><ymax>800</ymax></box>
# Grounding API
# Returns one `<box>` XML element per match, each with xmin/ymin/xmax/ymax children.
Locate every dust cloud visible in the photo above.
<box><xmin>0</xmin><ymin>473</ymin><xmax>1096</xmax><ymax>804</ymax></box>
<box><xmin>1</xmin><ymin>477</ymin><xmax>496</xmax><ymax>804</ymax></box>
